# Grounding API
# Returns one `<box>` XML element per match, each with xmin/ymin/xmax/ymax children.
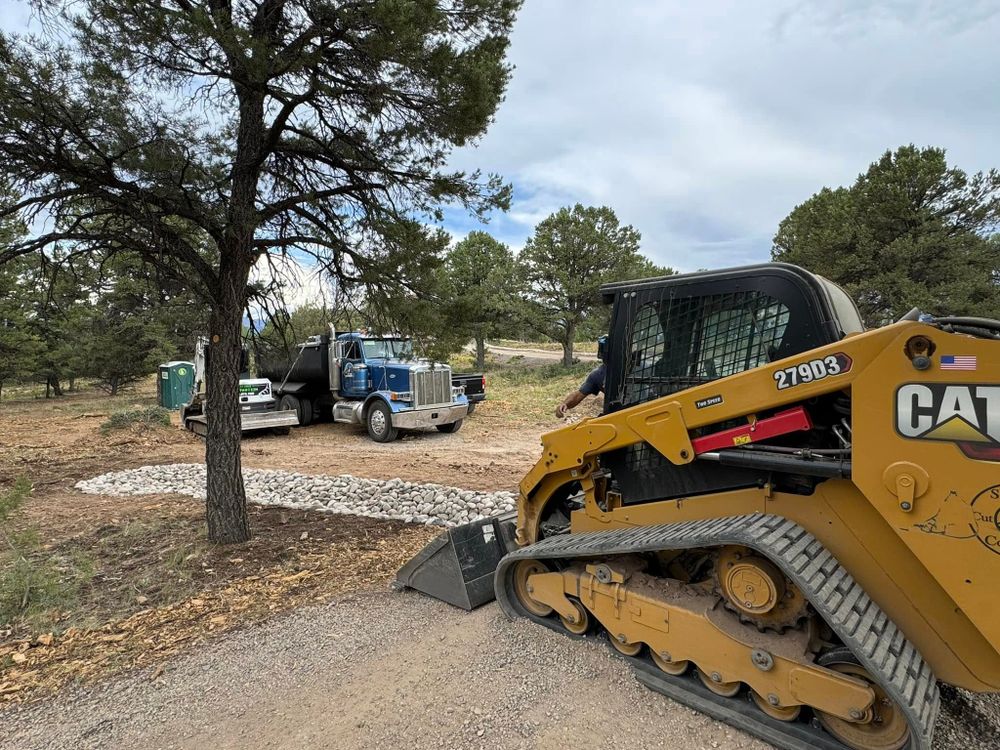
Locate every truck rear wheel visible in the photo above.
<box><xmin>436</xmin><ymin>419</ymin><xmax>463</xmax><ymax>434</ymax></box>
<box><xmin>366</xmin><ymin>401</ymin><xmax>398</xmax><ymax>442</ymax></box>
<box><xmin>279</xmin><ymin>394</ymin><xmax>313</xmax><ymax>427</ymax></box>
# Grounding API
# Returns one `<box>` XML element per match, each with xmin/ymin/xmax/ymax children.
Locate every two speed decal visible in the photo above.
<box><xmin>774</xmin><ymin>353</ymin><xmax>853</xmax><ymax>390</ymax></box>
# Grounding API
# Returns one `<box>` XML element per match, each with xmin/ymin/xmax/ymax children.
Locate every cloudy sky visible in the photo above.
<box><xmin>3</xmin><ymin>0</ymin><xmax>998</xmax><ymax>276</ymax></box>
<box><xmin>445</xmin><ymin>0</ymin><xmax>1000</xmax><ymax>270</ymax></box>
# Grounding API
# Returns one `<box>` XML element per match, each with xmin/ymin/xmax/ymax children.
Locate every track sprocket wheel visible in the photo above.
<box><xmin>814</xmin><ymin>648</ymin><xmax>910</xmax><ymax>750</ymax></box>
<box><xmin>715</xmin><ymin>546</ymin><xmax>809</xmax><ymax>631</ymax></box>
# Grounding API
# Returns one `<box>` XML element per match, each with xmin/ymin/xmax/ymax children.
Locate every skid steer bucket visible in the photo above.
<box><xmin>394</xmin><ymin>512</ymin><xmax>518</xmax><ymax>610</ymax></box>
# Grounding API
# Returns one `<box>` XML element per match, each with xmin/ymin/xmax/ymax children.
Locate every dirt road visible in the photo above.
<box><xmin>5</xmin><ymin>589</ymin><xmax>994</xmax><ymax>750</ymax></box>
<box><xmin>5</xmin><ymin>590</ymin><xmax>768</xmax><ymax>750</ymax></box>
<box><xmin>484</xmin><ymin>344</ymin><xmax>599</xmax><ymax>364</ymax></box>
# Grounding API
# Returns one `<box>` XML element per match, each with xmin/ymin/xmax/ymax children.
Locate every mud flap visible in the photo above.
<box><xmin>394</xmin><ymin>512</ymin><xmax>517</xmax><ymax>610</ymax></box>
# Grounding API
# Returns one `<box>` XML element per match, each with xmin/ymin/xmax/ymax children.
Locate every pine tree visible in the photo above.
<box><xmin>0</xmin><ymin>0</ymin><xmax>519</xmax><ymax>542</ymax></box>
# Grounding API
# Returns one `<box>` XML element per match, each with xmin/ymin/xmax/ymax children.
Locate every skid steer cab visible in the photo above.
<box><xmin>260</xmin><ymin>327</ymin><xmax>468</xmax><ymax>442</ymax></box>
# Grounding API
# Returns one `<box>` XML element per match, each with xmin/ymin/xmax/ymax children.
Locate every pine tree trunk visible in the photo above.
<box><xmin>562</xmin><ymin>323</ymin><xmax>575</xmax><ymax>367</ymax></box>
<box><xmin>203</xmin><ymin>82</ymin><xmax>264</xmax><ymax>545</ymax></box>
<box><xmin>46</xmin><ymin>376</ymin><xmax>62</xmax><ymax>397</ymax></box>
<box><xmin>204</xmin><ymin>254</ymin><xmax>253</xmax><ymax>544</ymax></box>
<box><xmin>475</xmin><ymin>337</ymin><xmax>485</xmax><ymax>370</ymax></box>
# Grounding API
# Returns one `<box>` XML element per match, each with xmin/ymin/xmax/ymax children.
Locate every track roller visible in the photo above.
<box><xmin>560</xmin><ymin>598</ymin><xmax>590</xmax><ymax>635</ymax></box>
<box><xmin>650</xmin><ymin>650</ymin><xmax>690</xmax><ymax>676</ymax></box>
<box><xmin>697</xmin><ymin>669</ymin><xmax>741</xmax><ymax>698</ymax></box>
<box><xmin>750</xmin><ymin>691</ymin><xmax>802</xmax><ymax>722</ymax></box>
<box><xmin>608</xmin><ymin>633</ymin><xmax>643</xmax><ymax>657</ymax></box>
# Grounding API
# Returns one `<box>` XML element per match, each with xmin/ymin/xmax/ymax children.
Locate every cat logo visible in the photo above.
<box><xmin>896</xmin><ymin>383</ymin><xmax>1000</xmax><ymax>461</ymax></box>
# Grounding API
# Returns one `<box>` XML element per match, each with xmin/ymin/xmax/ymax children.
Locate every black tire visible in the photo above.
<box><xmin>299</xmin><ymin>397</ymin><xmax>314</xmax><ymax>426</ymax></box>
<box><xmin>366</xmin><ymin>400</ymin><xmax>398</xmax><ymax>442</ymax></box>
<box><xmin>466</xmin><ymin>402</ymin><xmax>477</xmax><ymax>415</ymax></box>
<box><xmin>273</xmin><ymin>427</ymin><xmax>291</xmax><ymax>436</ymax></box>
<box><xmin>279</xmin><ymin>394</ymin><xmax>313</xmax><ymax>427</ymax></box>
<box><xmin>436</xmin><ymin>419</ymin><xmax>463</xmax><ymax>434</ymax></box>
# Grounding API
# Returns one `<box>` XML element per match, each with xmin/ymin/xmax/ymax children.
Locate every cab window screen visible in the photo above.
<box><xmin>623</xmin><ymin>303</ymin><xmax>664</xmax><ymax>406</ymax></box>
<box><xmin>601</xmin><ymin>269</ymin><xmax>837</xmax><ymax>507</ymax></box>
<box><xmin>615</xmin><ymin>290</ymin><xmax>789</xmax><ymax>410</ymax></box>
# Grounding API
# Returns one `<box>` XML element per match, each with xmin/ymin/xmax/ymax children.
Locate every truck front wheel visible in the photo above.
<box><xmin>436</xmin><ymin>419</ymin><xmax>463</xmax><ymax>434</ymax></box>
<box><xmin>366</xmin><ymin>401</ymin><xmax>398</xmax><ymax>442</ymax></box>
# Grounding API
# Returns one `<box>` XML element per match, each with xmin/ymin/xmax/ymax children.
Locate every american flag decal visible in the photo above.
<box><xmin>940</xmin><ymin>355</ymin><xmax>977</xmax><ymax>371</ymax></box>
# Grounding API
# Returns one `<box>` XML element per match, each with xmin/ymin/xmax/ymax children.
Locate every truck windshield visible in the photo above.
<box><xmin>362</xmin><ymin>339</ymin><xmax>413</xmax><ymax>359</ymax></box>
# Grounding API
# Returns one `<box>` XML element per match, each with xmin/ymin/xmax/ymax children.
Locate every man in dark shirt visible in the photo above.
<box><xmin>555</xmin><ymin>363</ymin><xmax>606</xmax><ymax>418</ymax></box>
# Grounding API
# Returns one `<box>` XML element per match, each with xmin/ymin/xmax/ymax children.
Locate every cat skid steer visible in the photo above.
<box><xmin>397</xmin><ymin>263</ymin><xmax>1000</xmax><ymax>750</ymax></box>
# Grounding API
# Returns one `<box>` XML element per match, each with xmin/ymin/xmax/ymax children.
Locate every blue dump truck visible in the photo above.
<box><xmin>259</xmin><ymin>326</ymin><xmax>469</xmax><ymax>442</ymax></box>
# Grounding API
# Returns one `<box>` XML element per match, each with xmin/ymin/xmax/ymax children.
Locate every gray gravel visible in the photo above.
<box><xmin>2</xmin><ymin>591</ymin><xmax>995</xmax><ymax>750</ymax></box>
<box><xmin>75</xmin><ymin>464</ymin><xmax>516</xmax><ymax>527</ymax></box>
<box><xmin>1</xmin><ymin>592</ymin><xmax>767</xmax><ymax>750</ymax></box>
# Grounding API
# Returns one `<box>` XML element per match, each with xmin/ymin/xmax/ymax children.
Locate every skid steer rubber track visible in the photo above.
<box><xmin>495</xmin><ymin>513</ymin><xmax>939</xmax><ymax>750</ymax></box>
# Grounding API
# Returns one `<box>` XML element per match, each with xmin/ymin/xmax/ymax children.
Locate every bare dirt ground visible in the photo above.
<box><xmin>484</xmin><ymin>343</ymin><xmax>599</xmax><ymax>364</ymax></box>
<box><xmin>0</xmin><ymin>393</ymin><xmax>550</xmax><ymax>541</ymax></box>
<box><xmin>0</xmin><ymin>376</ymin><xmax>600</xmax><ymax>704</ymax></box>
<box><xmin>3</xmin><ymin>591</ymin><xmax>995</xmax><ymax>750</ymax></box>
<box><xmin>4</xmin><ymin>591</ymin><xmax>770</xmax><ymax>750</ymax></box>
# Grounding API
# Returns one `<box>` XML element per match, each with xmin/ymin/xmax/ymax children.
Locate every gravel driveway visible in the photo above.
<box><xmin>4</xmin><ymin>591</ymin><xmax>995</xmax><ymax>750</ymax></box>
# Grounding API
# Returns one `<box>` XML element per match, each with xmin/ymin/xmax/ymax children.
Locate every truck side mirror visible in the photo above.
<box><xmin>597</xmin><ymin>335</ymin><xmax>608</xmax><ymax>363</ymax></box>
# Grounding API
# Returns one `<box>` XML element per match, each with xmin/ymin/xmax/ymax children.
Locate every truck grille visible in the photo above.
<box><xmin>413</xmin><ymin>367</ymin><xmax>452</xmax><ymax>408</ymax></box>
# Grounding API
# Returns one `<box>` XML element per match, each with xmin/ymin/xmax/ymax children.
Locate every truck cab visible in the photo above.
<box><xmin>264</xmin><ymin>328</ymin><xmax>468</xmax><ymax>442</ymax></box>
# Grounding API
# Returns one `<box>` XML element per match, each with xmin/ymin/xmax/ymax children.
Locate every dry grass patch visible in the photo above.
<box><xmin>0</xmin><ymin>505</ymin><xmax>438</xmax><ymax>703</ymax></box>
<box><xmin>493</xmin><ymin>339</ymin><xmax>599</xmax><ymax>354</ymax></box>
<box><xmin>450</xmin><ymin>354</ymin><xmax>597</xmax><ymax>426</ymax></box>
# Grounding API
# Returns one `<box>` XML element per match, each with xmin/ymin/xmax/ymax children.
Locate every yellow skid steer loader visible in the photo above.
<box><xmin>397</xmin><ymin>263</ymin><xmax>1000</xmax><ymax>750</ymax></box>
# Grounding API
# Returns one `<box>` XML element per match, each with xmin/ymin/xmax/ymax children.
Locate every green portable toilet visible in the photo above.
<box><xmin>158</xmin><ymin>361</ymin><xmax>195</xmax><ymax>410</ymax></box>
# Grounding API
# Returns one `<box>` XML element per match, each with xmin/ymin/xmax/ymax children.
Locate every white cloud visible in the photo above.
<box><xmin>6</xmin><ymin>0</ymin><xmax>998</xmax><ymax>275</ymax></box>
<box><xmin>448</xmin><ymin>0</ymin><xmax>1000</xmax><ymax>271</ymax></box>
<box><xmin>252</xmin><ymin>253</ymin><xmax>329</xmax><ymax>312</ymax></box>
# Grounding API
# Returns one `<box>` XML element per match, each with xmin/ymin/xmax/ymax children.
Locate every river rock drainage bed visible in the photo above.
<box><xmin>75</xmin><ymin>464</ymin><xmax>516</xmax><ymax>527</ymax></box>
